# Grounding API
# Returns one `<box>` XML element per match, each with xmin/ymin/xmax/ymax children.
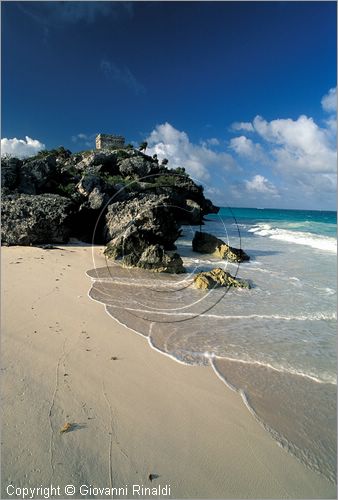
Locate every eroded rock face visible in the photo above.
<box><xmin>1</xmin><ymin>194</ymin><xmax>73</xmax><ymax>245</ymax></box>
<box><xmin>192</xmin><ymin>231</ymin><xmax>250</xmax><ymax>262</ymax></box>
<box><xmin>118</xmin><ymin>156</ymin><xmax>159</xmax><ymax>178</ymax></box>
<box><xmin>123</xmin><ymin>244</ymin><xmax>185</xmax><ymax>273</ymax></box>
<box><xmin>193</xmin><ymin>268</ymin><xmax>250</xmax><ymax>289</ymax></box>
<box><xmin>18</xmin><ymin>156</ymin><xmax>58</xmax><ymax>194</ymax></box>
<box><xmin>104</xmin><ymin>194</ymin><xmax>184</xmax><ymax>272</ymax></box>
<box><xmin>184</xmin><ymin>199</ymin><xmax>202</xmax><ymax>224</ymax></box>
<box><xmin>105</xmin><ymin>194</ymin><xmax>180</xmax><ymax>248</ymax></box>
<box><xmin>1</xmin><ymin>146</ymin><xmax>220</xmax><ymax>256</ymax></box>
<box><xmin>1</xmin><ymin>157</ymin><xmax>22</xmax><ymax>192</ymax></box>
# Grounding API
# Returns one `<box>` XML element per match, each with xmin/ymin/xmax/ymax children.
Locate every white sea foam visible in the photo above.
<box><xmin>248</xmin><ymin>224</ymin><xmax>337</xmax><ymax>253</ymax></box>
<box><xmin>106</xmin><ymin>305</ymin><xmax>336</xmax><ymax>322</ymax></box>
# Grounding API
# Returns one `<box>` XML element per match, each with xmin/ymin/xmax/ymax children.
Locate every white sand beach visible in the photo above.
<box><xmin>1</xmin><ymin>243</ymin><xmax>336</xmax><ymax>499</ymax></box>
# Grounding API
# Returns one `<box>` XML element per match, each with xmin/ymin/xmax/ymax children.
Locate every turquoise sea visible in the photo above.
<box><xmin>88</xmin><ymin>207</ymin><xmax>337</xmax><ymax>484</ymax></box>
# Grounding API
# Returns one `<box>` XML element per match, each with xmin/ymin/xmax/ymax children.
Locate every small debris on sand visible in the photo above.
<box><xmin>60</xmin><ymin>422</ymin><xmax>72</xmax><ymax>433</ymax></box>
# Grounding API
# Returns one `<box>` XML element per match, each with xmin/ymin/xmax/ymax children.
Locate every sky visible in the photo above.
<box><xmin>2</xmin><ymin>1</ymin><xmax>337</xmax><ymax>210</ymax></box>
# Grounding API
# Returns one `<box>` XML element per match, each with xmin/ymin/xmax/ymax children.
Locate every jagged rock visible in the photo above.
<box><xmin>1</xmin><ymin>146</ymin><xmax>221</xmax><ymax>255</ymax></box>
<box><xmin>184</xmin><ymin>199</ymin><xmax>202</xmax><ymax>224</ymax></box>
<box><xmin>193</xmin><ymin>268</ymin><xmax>250</xmax><ymax>289</ymax></box>
<box><xmin>192</xmin><ymin>231</ymin><xmax>250</xmax><ymax>262</ymax></box>
<box><xmin>77</xmin><ymin>172</ymin><xmax>103</xmax><ymax>196</ymax></box>
<box><xmin>88</xmin><ymin>187</ymin><xmax>108</xmax><ymax>210</ymax></box>
<box><xmin>105</xmin><ymin>194</ymin><xmax>180</xmax><ymax>249</ymax></box>
<box><xmin>18</xmin><ymin>155</ymin><xmax>58</xmax><ymax>194</ymax></box>
<box><xmin>1</xmin><ymin>157</ymin><xmax>22</xmax><ymax>191</ymax></box>
<box><xmin>1</xmin><ymin>194</ymin><xmax>73</xmax><ymax>245</ymax></box>
<box><xmin>118</xmin><ymin>156</ymin><xmax>159</xmax><ymax>178</ymax></box>
<box><xmin>74</xmin><ymin>151</ymin><xmax>119</xmax><ymax>174</ymax></box>
<box><xmin>123</xmin><ymin>244</ymin><xmax>185</xmax><ymax>273</ymax></box>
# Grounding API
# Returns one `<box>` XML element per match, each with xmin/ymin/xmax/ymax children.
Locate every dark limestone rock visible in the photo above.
<box><xmin>1</xmin><ymin>194</ymin><xmax>73</xmax><ymax>245</ymax></box>
<box><xmin>18</xmin><ymin>156</ymin><xmax>58</xmax><ymax>194</ymax></box>
<box><xmin>123</xmin><ymin>244</ymin><xmax>185</xmax><ymax>273</ymax></box>
<box><xmin>1</xmin><ymin>157</ymin><xmax>22</xmax><ymax>191</ymax></box>
<box><xmin>192</xmin><ymin>231</ymin><xmax>250</xmax><ymax>262</ymax></box>
<box><xmin>184</xmin><ymin>199</ymin><xmax>202</xmax><ymax>224</ymax></box>
<box><xmin>104</xmin><ymin>194</ymin><xmax>183</xmax><ymax>272</ymax></box>
<box><xmin>193</xmin><ymin>268</ymin><xmax>250</xmax><ymax>289</ymax></box>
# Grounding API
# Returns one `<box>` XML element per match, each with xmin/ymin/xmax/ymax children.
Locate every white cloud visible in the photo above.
<box><xmin>251</xmin><ymin>114</ymin><xmax>336</xmax><ymax>174</ymax></box>
<box><xmin>244</xmin><ymin>175</ymin><xmax>279</xmax><ymax>196</ymax></box>
<box><xmin>321</xmin><ymin>87</ymin><xmax>337</xmax><ymax>114</ymax></box>
<box><xmin>206</xmin><ymin>137</ymin><xmax>220</xmax><ymax>146</ymax></box>
<box><xmin>1</xmin><ymin>136</ymin><xmax>45</xmax><ymax>159</ymax></box>
<box><xmin>231</xmin><ymin>121</ymin><xmax>254</xmax><ymax>132</ymax></box>
<box><xmin>101</xmin><ymin>60</ymin><xmax>145</xmax><ymax>95</ymax></box>
<box><xmin>229</xmin><ymin>135</ymin><xmax>266</xmax><ymax>162</ymax></box>
<box><xmin>71</xmin><ymin>132</ymin><xmax>96</xmax><ymax>148</ymax></box>
<box><xmin>146</xmin><ymin>122</ymin><xmax>238</xmax><ymax>181</ymax></box>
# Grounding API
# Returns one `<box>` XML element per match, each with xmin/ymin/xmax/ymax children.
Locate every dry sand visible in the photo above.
<box><xmin>1</xmin><ymin>243</ymin><xmax>336</xmax><ymax>499</ymax></box>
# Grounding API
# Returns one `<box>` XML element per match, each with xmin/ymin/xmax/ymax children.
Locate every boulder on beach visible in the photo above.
<box><xmin>192</xmin><ymin>231</ymin><xmax>250</xmax><ymax>262</ymax></box>
<box><xmin>193</xmin><ymin>268</ymin><xmax>250</xmax><ymax>289</ymax></box>
<box><xmin>105</xmin><ymin>193</ymin><xmax>181</xmax><ymax>249</ymax></box>
<box><xmin>123</xmin><ymin>244</ymin><xmax>185</xmax><ymax>273</ymax></box>
<box><xmin>104</xmin><ymin>194</ymin><xmax>185</xmax><ymax>273</ymax></box>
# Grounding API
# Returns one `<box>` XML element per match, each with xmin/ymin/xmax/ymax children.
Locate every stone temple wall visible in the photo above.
<box><xmin>96</xmin><ymin>134</ymin><xmax>125</xmax><ymax>150</ymax></box>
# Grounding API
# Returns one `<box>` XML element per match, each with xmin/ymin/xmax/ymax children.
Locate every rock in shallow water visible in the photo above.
<box><xmin>192</xmin><ymin>231</ymin><xmax>250</xmax><ymax>262</ymax></box>
<box><xmin>193</xmin><ymin>268</ymin><xmax>250</xmax><ymax>289</ymax></box>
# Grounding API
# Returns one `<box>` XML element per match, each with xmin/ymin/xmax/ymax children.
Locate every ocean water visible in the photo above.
<box><xmin>87</xmin><ymin>207</ymin><xmax>337</xmax><ymax>484</ymax></box>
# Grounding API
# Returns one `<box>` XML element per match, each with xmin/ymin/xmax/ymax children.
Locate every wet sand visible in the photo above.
<box><xmin>1</xmin><ymin>243</ymin><xmax>335</xmax><ymax>498</ymax></box>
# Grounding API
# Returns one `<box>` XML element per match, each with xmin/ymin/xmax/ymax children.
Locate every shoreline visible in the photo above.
<box><xmin>2</xmin><ymin>243</ymin><xmax>336</xmax><ymax>498</ymax></box>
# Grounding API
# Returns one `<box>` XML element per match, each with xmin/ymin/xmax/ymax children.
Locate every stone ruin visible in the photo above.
<box><xmin>96</xmin><ymin>134</ymin><xmax>125</xmax><ymax>150</ymax></box>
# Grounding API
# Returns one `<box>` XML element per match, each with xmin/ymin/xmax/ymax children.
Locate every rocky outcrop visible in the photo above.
<box><xmin>1</xmin><ymin>194</ymin><xmax>73</xmax><ymax>245</ymax></box>
<box><xmin>104</xmin><ymin>194</ymin><xmax>182</xmax><ymax>272</ymax></box>
<box><xmin>118</xmin><ymin>156</ymin><xmax>159</xmax><ymax>178</ymax></box>
<box><xmin>184</xmin><ymin>199</ymin><xmax>202</xmax><ymax>224</ymax></box>
<box><xmin>193</xmin><ymin>268</ymin><xmax>250</xmax><ymax>289</ymax></box>
<box><xmin>105</xmin><ymin>194</ymin><xmax>180</xmax><ymax>248</ymax></box>
<box><xmin>123</xmin><ymin>244</ymin><xmax>185</xmax><ymax>273</ymax></box>
<box><xmin>1</xmin><ymin>146</ymin><xmax>219</xmax><ymax>255</ymax></box>
<box><xmin>1</xmin><ymin>157</ymin><xmax>22</xmax><ymax>192</ymax></box>
<box><xmin>192</xmin><ymin>231</ymin><xmax>250</xmax><ymax>262</ymax></box>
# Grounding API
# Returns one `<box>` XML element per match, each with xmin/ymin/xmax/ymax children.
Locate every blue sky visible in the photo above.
<box><xmin>2</xmin><ymin>1</ymin><xmax>337</xmax><ymax>209</ymax></box>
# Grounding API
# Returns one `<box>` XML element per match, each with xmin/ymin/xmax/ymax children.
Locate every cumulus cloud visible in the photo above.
<box><xmin>231</xmin><ymin>121</ymin><xmax>254</xmax><ymax>132</ymax></box>
<box><xmin>206</xmin><ymin>137</ymin><xmax>220</xmax><ymax>146</ymax></box>
<box><xmin>145</xmin><ymin>122</ymin><xmax>238</xmax><ymax>181</ymax></box>
<box><xmin>1</xmin><ymin>136</ymin><xmax>45</xmax><ymax>159</ymax></box>
<box><xmin>244</xmin><ymin>174</ymin><xmax>279</xmax><ymax>196</ymax></box>
<box><xmin>251</xmin><ymin>114</ymin><xmax>336</xmax><ymax>174</ymax></box>
<box><xmin>100</xmin><ymin>60</ymin><xmax>145</xmax><ymax>95</ymax></box>
<box><xmin>229</xmin><ymin>135</ymin><xmax>267</xmax><ymax>162</ymax></box>
<box><xmin>321</xmin><ymin>87</ymin><xmax>337</xmax><ymax>113</ymax></box>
